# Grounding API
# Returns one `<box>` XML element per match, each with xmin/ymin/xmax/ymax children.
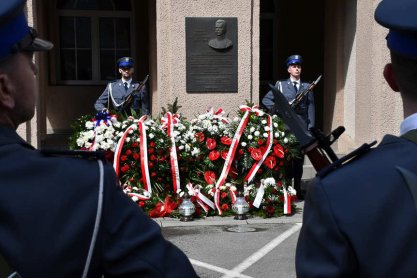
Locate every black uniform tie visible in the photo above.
<box><xmin>124</xmin><ymin>82</ymin><xmax>128</xmax><ymax>92</ymax></box>
<box><xmin>293</xmin><ymin>81</ymin><xmax>298</xmax><ymax>92</ymax></box>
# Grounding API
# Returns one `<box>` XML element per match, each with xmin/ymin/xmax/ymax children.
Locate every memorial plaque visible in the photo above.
<box><xmin>186</xmin><ymin>17</ymin><xmax>238</xmax><ymax>92</ymax></box>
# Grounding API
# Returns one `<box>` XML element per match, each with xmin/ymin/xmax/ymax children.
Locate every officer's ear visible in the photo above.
<box><xmin>0</xmin><ymin>73</ymin><xmax>15</xmax><ymax>109</ymax></box>
<box><xmin>383</xmin><ymin>63</ymin><xmax>400</xmax><ymax>92</ymax></box>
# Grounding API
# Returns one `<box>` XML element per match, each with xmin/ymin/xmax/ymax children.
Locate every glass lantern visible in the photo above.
<box><xmin>178</xmin><ymin>193</ymin><xmax>195</xmax><ymax>222</ymax></box>
<box><xmin>232</xmin><ymin>191</ymin><xmax>249</xmax><ymax>220</ymax></box>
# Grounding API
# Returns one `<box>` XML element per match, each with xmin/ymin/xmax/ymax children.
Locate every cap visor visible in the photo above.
<box><xmin>24</xmin><ymin>37</ymin><xmax>53</xmax><ymax>52</ymax></box>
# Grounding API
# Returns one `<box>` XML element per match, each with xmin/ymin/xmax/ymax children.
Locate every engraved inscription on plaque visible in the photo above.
<box><xmin>186</xmin><ymin>17</ymin><xmax>238</xmax><ymax>92</ymax></box>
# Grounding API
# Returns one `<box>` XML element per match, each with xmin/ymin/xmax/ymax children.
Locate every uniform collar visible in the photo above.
<box><xmin>400</xmin><ymin>112</ymin><xmax>417</xmax><ymax>135</ymax></box>
<box><xmin>0</xmin><ymin>125</ymin><xmax>35</xmax><ymax>149</ymax></box>
<box><xmin>121</xmin><ymin>78</ymin><xmax>132</xmax><ymax>87</ymax></box>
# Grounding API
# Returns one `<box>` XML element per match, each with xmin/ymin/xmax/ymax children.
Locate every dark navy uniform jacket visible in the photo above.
<box><xmin>0</xmin><ymin>126</ymin><xmax>196</xmax><ymax>277</ymax></box>
<box><xmin>262</xmin><ymin>78</ymin><xmax>315</xmax><ymax>129</ymax></box>
<box><xmin>95</xmin><ymin>79</ymin><xmax>150</xmax><ymax>115</ymax></box>
<box><xmin>296</xmin><ymin>133</ymin><xmax>417</xmax><ymax>277</ymax></box>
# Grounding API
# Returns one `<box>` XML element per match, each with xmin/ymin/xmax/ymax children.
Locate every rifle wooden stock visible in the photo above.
<box><xmin>303</xmin><ymin>144</ymin><xmax>332</xmax><ymax>171</ymax></box>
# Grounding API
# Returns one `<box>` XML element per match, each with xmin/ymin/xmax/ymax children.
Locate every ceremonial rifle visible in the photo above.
<box><xmin>290</xmin><ymin>75</ymin><xmax>322</xmax><ymax>109</ymax></box>
<box><xmin>270</xmin><ymin>84</ymin><xmax>376</xmax><ymax>173</ymax></box>
<box><xmin>123</xmin><ymin>74</ymin><xmax>149</xmax><ymax>110</ymax></box>
<box><xmin>270</xmin><ymin>83</ymin><xmax>344</xmax><ymax>171</ymax></box>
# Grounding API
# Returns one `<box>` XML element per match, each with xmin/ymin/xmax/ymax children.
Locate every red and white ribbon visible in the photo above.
<box><xmin>138</xmin><ymin>115</ymin><xmax>152</xmax><ymax>195</ymax></box>
<box><xmin>283</xmin><ymin>186</ymin><xmax>292</xmax><ymax>215</ymax></box>
<box><xmin>202</xmin><ymin>107</ymin><xmax>230</xmax><ymax>124</ymax></box>
<box><xmin>186</xmin><ymin>183</ymin><xmax>215</xmax><ymax>214</ymax></box>
<box><xmin>245</xmin><ymin>114</ymin><xmax>274</xmax><ymax>183</ymax></box>
<box><xmin>161</xmin><ymin>112</ymin><xmax>181</xmax><ymax>193</ymax></box>
<box><xmin>213</xmin><ymin>105</ymin><xmax>257</xmax><ymax>214</ymax></box>
<box><xmin>252</xmin><ymin>183</ymin><xmax>265</xmax><ymax>208</ymax></box>
<box><xmin>113</xmin><ymin>124</ymin><xmax>136</xmax><ymax>175</ymax></box>
<box><xmin>127</xmin><ymin>191</ymin><xmax>152</xmax><ymax>201</ymax></box>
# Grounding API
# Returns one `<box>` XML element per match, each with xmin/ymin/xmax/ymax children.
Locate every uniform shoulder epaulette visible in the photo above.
<box><xmin>40</xmin><ymin>149</ymin><xmax>106</xmax><ymax>160</ymax></box>
<box><xmin>317</xmin><ymin>141</ymin><xmax>378</xmax><ymax>178</ymax></box>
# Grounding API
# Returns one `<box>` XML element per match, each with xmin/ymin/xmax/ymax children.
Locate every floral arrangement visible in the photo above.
<box><xmin>69</xmin><ymin>103</ymin><xmax>300</xmax><ymax>218</ymax></box>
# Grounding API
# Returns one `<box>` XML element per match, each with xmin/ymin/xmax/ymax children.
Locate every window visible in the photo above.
<box><xmin>55</xmin><ymin>0</ymin><xmax>133</xmax><ymax>84</ymax></box>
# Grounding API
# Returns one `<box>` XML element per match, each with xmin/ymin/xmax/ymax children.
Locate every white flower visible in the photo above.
<box><xmin>274</xmin><ymin>132</ymin><xmax>280</xmax><ymax>138</ymax></box>
<box><xmin>261</xmin><ymin>120</ymin><xmax>267</xmax><ymax>124</ymax></box>
<box><xmin>263</xmin><ymin>177</ymin><xmax>276</xmax><ymax>186</ymax></box>
<box><xmin>191</xmin><ymin>147</ymin><xmax>200</xmax><ymax>156</ymax></box>
<box><xmin>264</xmin><ymin>126</ymin><xmax>270</xmax><ymax>131</ymax></box>
<box><xmin>230</xmin><ymin>185</ymin><xmax>237</xmax><ymax>192</ymax></box>
<box><xmin>149</xmin><ymin>133</ymin><xmax>155</xmax><ymax>139</ymax></box>
<box><xmin>254</xmin><ymin>131</ymin><xmax>260</xmax><ymax>136</ymax></box>
<box><xmin>257</xmin><ymin>110</ymin><xmax>264</xmax><ymax>116</ymax></box>
<box><xmin>85</xmin><ymin>121</ymin><xmax>94</xmax><ymax>129</ymax></box>
<box><xmin>178</xmin><ymin>145</ymin><xmax>184</xmax><ymax>150</ymax></box>
<box><xmin>250</xmin><ymin>127</ymin><xmax>255</xmax><ymax>133</ymax></box>
<box><xmin>131</xmin><ymin>196</ymin><xmax>139</xmax><ymax>202</ymax></box>
<box><xmin>287</xmin><ymin>186</ymin><xmax>297</xmax><ymax>196</ymax></box>
<box><xmin>284</xmin><ymin>137</ymin><xmax>288</xmax><ymax>144</ymax></box>
<box><xmin>263</xmin><ymin>133</ymin><xmax>268</xmax><ymax>138</ymax></box>
<box><xmin>220</xmin><ymin>185</ymin><xmax>226</xmax><ymax>190</ymax></box>
<box><xmin>248</xmin><ymin>135</ymin><xmax>253</xmax><ymax>140</ymax></box>
<box><xmin>241</xmin><ymin>142</ymin><xmax>247</xmax><ymax>147</ymax></box>
<box><xmin>273</xmin><ymin>122</ymin><xmax>278</xmax><ymax>128</ymax></box>
<box><xmin>234</xmin><ymin>117</ymin><xmax>239</xmax><ymax>122</ymax></box>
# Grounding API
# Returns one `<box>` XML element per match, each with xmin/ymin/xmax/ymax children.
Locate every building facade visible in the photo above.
<box><xmin>23</xmin><ymin>0</ymin><xmax>401</xmax><ymax>159</ymax></box>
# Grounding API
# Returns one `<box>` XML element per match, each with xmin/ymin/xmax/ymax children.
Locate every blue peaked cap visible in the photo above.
<box><xmin>285</xmin><ymin>54</ymin><xmax>303</xmax><ymax>67</ymax></box>
<box><xmin>117</xmin><ymin>57</ymin><xmax>134</xmax><ymax>68</ymax></box>
<box><xmin>375</xmin><ymin>0</ymin><xmax>417</xmax><ymax>59</ymax></box>
<box><xmin>0</xmin><ymin>0</ymin><xmax>53</xmax><ymax>61</ymax></box>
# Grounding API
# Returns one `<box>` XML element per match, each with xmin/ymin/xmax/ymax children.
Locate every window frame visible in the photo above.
<box><xmin>50</xmin><ymin>8</ymin><xmax>135</xmax><ymax>85</ymax></box>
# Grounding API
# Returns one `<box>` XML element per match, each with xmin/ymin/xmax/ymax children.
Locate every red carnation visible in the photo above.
<box><xmin>139</xmin><ymin>201</ymin><xmax>145</xmax><ymax>208</ymax></box>
<box><xmin>209</xmin><ymin>150</ymin><xmax>220</xmax><ymax>161</ymax></box>
<box><xmin>195</xmin><ymin>132</ymin><xmax>205</xmax><ymax>142</ymax></box>
<box><xmin>125</xmin><ymin>149</ymin><xmax>132</xmax><ymax>156</ymax></box>
<box><xmin>148</xmin><ymin>148</ymin><xmax>154</xmax><ymax>154</ymax></box>
<box><xmin>258</xmin><ymin>139</ymin><xmax>264</xmax><ymax>145</ymax></box>
<box><xmin>121</xmin><ymin>164</ymin><xmax>130</xmax><ymax>173</ymax></box>
<box><xmin>221</xmin><ymin>136</ymin><xmax>232</xmax><ymax>145</ymax></box>
<box><xmin>264</xmin><ymin>156</ymin><xmax>277</xmax><ymax>169</ymax></box>
<box><xmin>121</xmin><ymin>155</ymin><xmax>128</xmax><ymax>161</ymax></box>
<box><xmin>133</xmin><ymin>153</ymin><xmax>140</xmax><ymax>160</ymax></box>
<box><xmin>251</xmin><ymin>148</ymin><xmax>262</xmax><ymax>161</ymax></box>
<box><xmin>273</xmin><ymin>144</ymin><xmax>285</xmax><ymax>158</ymax></box>
<box><xmin>221</xmin><ymin>150</ymin><xmax>228</xmax><ymax>160</ymax></box>
<box><xmin>149</xmin><ymin>141</ymin><xmax>156</xmax><ymax>147</ymax></box>
<box><xmin>221</xmin><ymin>192</ymin><xmax>228</xmax><ymax>199</ymax></box>
<box><xmin>221</xmin><ymin>204</ymin><xmax>229</xmax><ymax>211</ymax></box>
<box><xmin>206</xmin><ymin>138</ymin><xmax>217</xmax><ymax>150</ymax></box>
<box><xmin>204</xmin><ymin>171</ymin><xmax>216</xmax><ymax>185</ymax></box>
<box><xmin>266</xmin><ymin>205</ymin><xmax>275</xmax><ymax>216</ymax></box>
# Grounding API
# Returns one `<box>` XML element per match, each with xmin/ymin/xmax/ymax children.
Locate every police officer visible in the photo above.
<box><xmin>296</xmin><ymin>0</ymin><xmax>417</xmax><ymax>276</ymax></box>
<box><xmin>0</xmin><ymin>1</ymin><xmax>197</xmax><ymax>276</ymax></box>
<box><xmin>262</xmin><ymin>54</ymin><xmax>315</xmax><ymax>200</ymax></box>
<box><xmin>95</xmin><ymin>57</ymin><xmax>150</xmax><ymax>115</ymax></box>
